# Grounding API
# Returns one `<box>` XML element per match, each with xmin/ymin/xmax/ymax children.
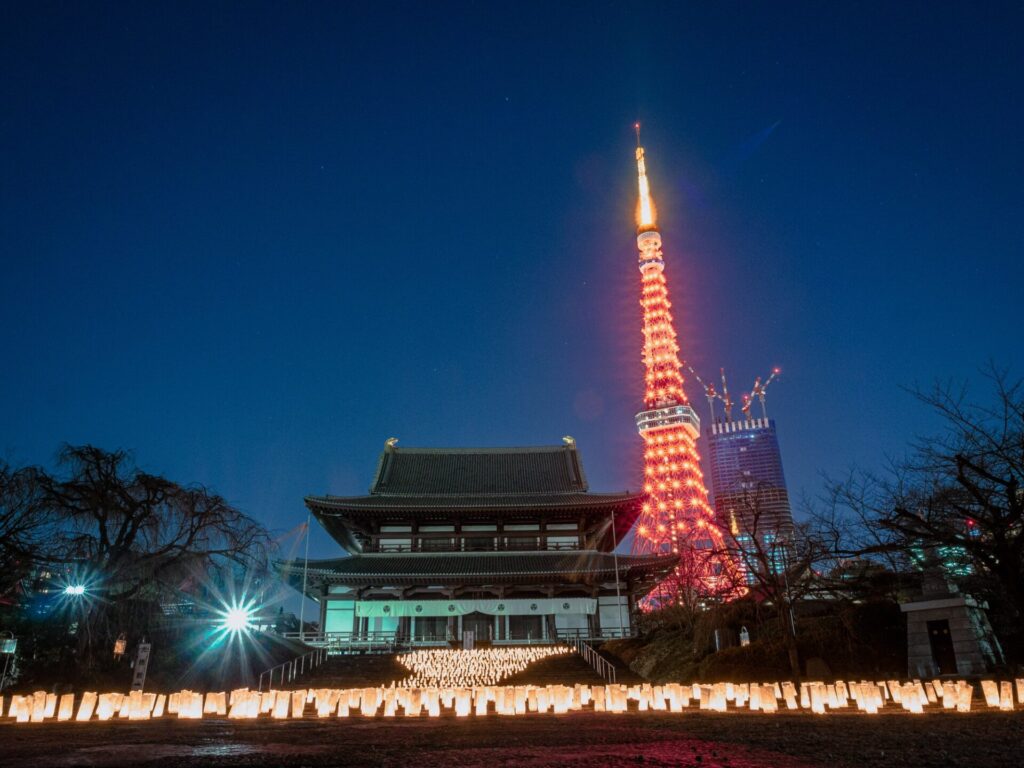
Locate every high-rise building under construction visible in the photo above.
<box><xmin>705</xmin><ymin>417</ymin><xmax>794</xmax><ymax>544</ymax></box>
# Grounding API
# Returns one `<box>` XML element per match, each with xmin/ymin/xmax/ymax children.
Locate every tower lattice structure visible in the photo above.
<box><xmin>629</xmin><ymin>134</ymin><xmax>739</xmax><ymax>607</ymax></box>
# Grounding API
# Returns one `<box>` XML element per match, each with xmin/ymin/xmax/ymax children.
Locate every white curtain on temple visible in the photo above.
<box><xmin>355</xmin><ymin>597</ymin><xmax>596</xmax><ymax>618</ymax></box>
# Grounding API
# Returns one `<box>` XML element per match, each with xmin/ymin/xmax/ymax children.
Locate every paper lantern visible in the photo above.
<box><xmin>95</xmin><ymin>693</ymin><xmax>120</xmax><ymax>721</ymax></box>
<box><xmin>957</xmin><ymin>683</ymin><xmax>973</xmax><ymax>713</ymax></box>
<box><xmin>271</xmin><ymin>692</ymin><xmax>290</xmax><ymax>719</ymax></box>
<box><xmin>981</xmin><ymin>680</ymin><xmax>999</xmax><ymax>708</ymax></box>
<box><xmin>760</xmin><ymin>685</ymin><xmax>778</xmax><ymax>714</ymax></box>
<box><xmin>999</xmin><ymin>681</ymin><xmax>1013</xmax><ymax>711</ymax></box>
<box><xmin>515</xmin><ymin>686</ymin><xmax>528</xmax><ymax>714</ymax></box>
<box><xmin>291</xmin><ymin>689</ymin><xmax>308</xmax><ymax>718</ymax></box>
<box><xmin>259</xmin><ymin>691</ymin><xmax>276</xmax><ymax>714</ymax></box>
<box><xmin>203</xmin><ymin>691</ymin><xmax>226</xmax><ymax>716</ymax></box>
<box><xmin>76</xmin><ymin>692</ymin><xmax>97</xmax><ymax>722</ymax></box>
<box><xmin>11</xmin><ymin>695</ymin><xmax>31</xmax><ymax>723</ymax></box>
<box><xmin>177</xmin><ymin>691</ymin><xmax>204</xmax><ymax>719</ymax></box>
<box><xmin>749</xmin><ymin>684</ymin><xmax>761</xmax><ymax>711</ymax></box>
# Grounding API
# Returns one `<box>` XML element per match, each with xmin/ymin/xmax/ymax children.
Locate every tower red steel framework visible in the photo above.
<box><xmin>628</xmin><ymin>129</ymin><xmax>741</xmax><ymax>607</ymax></box>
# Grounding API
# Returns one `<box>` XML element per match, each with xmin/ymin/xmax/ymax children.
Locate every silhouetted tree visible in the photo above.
<box><xmin>828</xmin><ymin>366</ymin><xmax>1024</xmax><ymax>658</ymax></box>
<box><xmin>38</xmin><ymin>445</ymin><xmax>272</xmax><ymax>667</ymax></box>
<box><xmin>0</xmin><ymin>463</ymin><xmax>54</xmax><ymax>598</ymax></box>
<box><xmin>715</xmin><ymin>483</ymin><xmax>829</xmax><ymax>678</ymax></box>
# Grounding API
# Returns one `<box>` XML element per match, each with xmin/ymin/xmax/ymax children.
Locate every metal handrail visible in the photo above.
<box><xmin>278</xmin><ymin>627</ymin><xmax>636</xmax><ymax>649</ymax></box>
<box><xmin>573</xmin><ymin>637</ymin><xmax>617</xmax><ymax>684</ymax></box>
<box><xmin>257</xmin><ymin>645</ymin><xmax>327</xmax><ymax>692</ymax></box>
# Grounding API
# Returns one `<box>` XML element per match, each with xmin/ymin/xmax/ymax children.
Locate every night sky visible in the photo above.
<box><xmin>3</xmin><ymin>3</ymin><xmax>1022</xmax><ymax>570</ymax></box>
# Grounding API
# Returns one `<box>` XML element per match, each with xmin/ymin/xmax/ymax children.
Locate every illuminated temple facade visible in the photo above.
<box><xmin>283</xmin><ymin>440</ymin><xmax>677</xmax><ymax>645</ymax></box>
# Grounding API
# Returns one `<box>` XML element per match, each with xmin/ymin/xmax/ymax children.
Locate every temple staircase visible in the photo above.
<box><xmin>293</xmin><ymin>646</ymin><xmax>645</xmax><ymax>689</ymax></box>
<box><xmin>296</xmin><ymin>654</ymin><xmax>410</xmax><ymax>688</ymax></box>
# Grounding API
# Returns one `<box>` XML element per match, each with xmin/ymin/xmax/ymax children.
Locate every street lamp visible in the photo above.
<box><xmin>0</xmin><ymin>631</ymin><xmax>16</xmax><ymax>691</ymax></box>
<box><xmin>219</xmin><ymin>600</ymin><xmax>255</xmax><ymax>634</ymax></box>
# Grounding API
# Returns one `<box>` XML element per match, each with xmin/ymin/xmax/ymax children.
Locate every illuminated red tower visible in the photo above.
<box><xmin>629</xmin><ymin>128</ymin><xmax>738</xmax><ymax>607</ymax></box>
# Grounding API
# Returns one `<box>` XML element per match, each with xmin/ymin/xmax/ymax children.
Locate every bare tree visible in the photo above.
<box><xmin>38</xmin><ymin>445</ymin><xmax>273</xmax><ymax>665</ymax></box>
<box><xmin>826</xmin><ymin>366</ymin><xmax>1024</xmax><ymax>657</ymax></box>
<box><xmin>0</xmin><ymin>463</ymin><xmax>54</xmax><ymax>597</ymax></box>
<box><xmin>715</xmin><ymin>483</ymin><xmax>830</xmax><ymax>678</ymax></box>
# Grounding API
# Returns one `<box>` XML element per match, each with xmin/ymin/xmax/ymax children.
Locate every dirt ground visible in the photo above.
<box><xmin>1</xmin><ymin>710</ymin><xmax>1022</xmax><ymax>768</ymax></box>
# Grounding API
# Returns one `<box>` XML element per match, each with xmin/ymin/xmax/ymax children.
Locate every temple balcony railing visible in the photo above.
<box><xmin>370</xmin><ymin>536</ymin><xmax>583</xmax><ymax>554</ymax></box>
<box><xmin>280</xmin><ymin>627</ymin><xmax>637</xmax><ymax>653</ymax></box>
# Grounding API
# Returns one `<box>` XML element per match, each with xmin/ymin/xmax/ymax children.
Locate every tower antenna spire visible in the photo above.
<box><xmin>634</xmin><ymin>124</ymin><xmax>657</xmax><ymax>232</ymax></box>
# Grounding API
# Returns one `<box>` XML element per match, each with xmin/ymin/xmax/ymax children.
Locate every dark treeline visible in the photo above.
<box><xmin>0</xmin><ymin>445</ymin><xmax>274</xmax><ymax>686</ymax></box>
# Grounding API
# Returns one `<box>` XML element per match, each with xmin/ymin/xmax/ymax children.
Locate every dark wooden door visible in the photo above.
<box><xmin>463</xmin><ymin>611</ymin><xmax>493</xmax><ymax>642</ymax></box>
<box><xmin>927</xmin><ymin>619</ymin><xmax>957</xmax><ymax>674</ymax></box>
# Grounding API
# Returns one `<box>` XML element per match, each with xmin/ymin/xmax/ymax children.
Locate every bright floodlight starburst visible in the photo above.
<box><xmin>64</xmin><ymin>584</ymin><xmax>86</xmax><ymax>596</ymax></box>
<box><xmin>219</xmin><ymin>601</ymin><xmax>255</xmax><ymax>634</ymax></box>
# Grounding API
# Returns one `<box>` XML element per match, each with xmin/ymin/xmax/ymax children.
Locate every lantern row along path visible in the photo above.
<box><xmin>4</xmin><ymin>677</ymin><xmax>1024</xmax><ymax>723</ymax></box>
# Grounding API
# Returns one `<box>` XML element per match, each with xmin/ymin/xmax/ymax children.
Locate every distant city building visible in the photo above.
<box><xmin>706</xmin><ymin>417</ymin><xmax>795</xmax><ymax>578</ymax></box>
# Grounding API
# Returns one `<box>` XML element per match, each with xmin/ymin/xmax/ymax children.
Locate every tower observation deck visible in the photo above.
<box><xmin>628</xmin><ymin>130</ymin><xmax>740</xmax><ymax>607</ymax></box>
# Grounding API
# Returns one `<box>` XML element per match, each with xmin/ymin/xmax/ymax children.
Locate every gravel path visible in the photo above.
<box><xmin>1</xmin><ymin>710</ymin><xmax>1021</xmax><ymax>767</ymax></box>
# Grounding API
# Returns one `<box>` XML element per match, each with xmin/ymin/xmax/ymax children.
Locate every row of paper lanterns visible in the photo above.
<box><xmin>5</xmin><ymin>678</ymin><xmax>1024</xmax><ymax>722</ymax></box>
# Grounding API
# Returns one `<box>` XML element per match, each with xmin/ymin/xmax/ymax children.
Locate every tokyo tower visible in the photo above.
<box><xmin>629</xmin><ymin>127</ymin><xmax>739</xmax><ymax>607</ymax></box>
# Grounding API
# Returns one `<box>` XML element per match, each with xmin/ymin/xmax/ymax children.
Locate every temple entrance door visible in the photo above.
<box><xmin>509</xmin><ymin>615</ymin><xmax>543</xmax><ymax>642</ymax></box>
<box><xmin>463</xmin><ymin>612</ymin><xmax>493</xmax><ymax>643</ymax></box>
<box><xmin>927</xmin><ymin>619</ymin><xmax>957</xmax><ymax>674</ymax></box>
<box><xmin>414</xmin><ymin>616</ymin><xmax>447</xmax><ymax>642</ymax></box>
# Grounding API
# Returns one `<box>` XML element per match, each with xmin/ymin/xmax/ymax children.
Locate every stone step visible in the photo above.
<box><xmin>595</xmin><ymin>646</ymin><xmax>647</xmax><ymax>684</ymax></box>
<box><xmin>300</xmin><ymin>654</ymin><xmax>409</xmax><ymax>688</ymax></box>
<box><xmin>296</xmin><ymin>649</ymin><xmax>628</xmax><ymax>689</ymax></box>
<box><xmin>503</xmin><ymin>652</ymin><xmax>605</xmax><ymax>686</ymax></box>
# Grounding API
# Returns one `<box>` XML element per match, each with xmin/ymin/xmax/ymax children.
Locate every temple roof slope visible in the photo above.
<box><xmin>280</xmin><ymin>550</ymin><xmax>677</xmax><ymax>589</ymax></box>
<box><xmin>371</xmin><ymin>444</ymin><xmax>588</xmax><ymax>496</ymax></box>
<box><xmin>308</xmin><ymin>442</ymin><xmax>639</xmax><ymax>513</ymax></box>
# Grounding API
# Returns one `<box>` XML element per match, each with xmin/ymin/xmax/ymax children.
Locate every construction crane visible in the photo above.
<box><xmin>719</xmin><ymin>368</ymin><xmax>736</xmax><ymax>422</ymax></box>
<box><xmin>741</xmin><ymin>367</ymin><xmax>782</xmax><ymax>420</ymax></box>
<box><xmin>685</xmin><ymin>364</ymin><xmax>740</xmax><ymax>423</ymax></box>
<box><xmin>685</xmin><ymin>363</ymin><xmax>720</xmax><ymax>422</ymax></box>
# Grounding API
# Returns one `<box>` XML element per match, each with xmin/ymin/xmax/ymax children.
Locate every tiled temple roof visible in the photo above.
<box><xmin>369</xmin><ymin>444</ymin><xmax>589</xmax><ymax>496</ymax></box>
<box><xmin>308</xmin><ymin>443</ymin><xmax>639</xmax><ymax>514</ymax></box>
<box><xmin>280</xmin><ymin>550</ymin><xmax>678</xmax><ymax>587</ymax></box>
<box><xmin>307</xmin><ymin>491</ymin><xmax>638</xmax><ymax>511</ymax></box>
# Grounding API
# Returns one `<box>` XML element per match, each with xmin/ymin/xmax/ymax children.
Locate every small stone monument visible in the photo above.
<box><xmin>900</xmin><ymin>570</ymin><xmax>1003</xmax><ymax>677</ymax></box>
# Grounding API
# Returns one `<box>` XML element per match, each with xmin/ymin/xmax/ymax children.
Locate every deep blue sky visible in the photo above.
<box><xmin>2</xmin><ymin>2</ymin><xmax>1022</xmax><ymax>566</ymax></box>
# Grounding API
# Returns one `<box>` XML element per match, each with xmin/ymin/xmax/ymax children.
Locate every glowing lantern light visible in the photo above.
<box><xmin>10</xmin><ymin>694</ymin><xmax>31</xmax><ymax>723</ymax></box>
<box><xmin>999</xmin><ymin>681</ymin><xmax>1014</xmax><ymax>711</ymax></box>
<box><xmin>291</xmin><ymin>689</ymin><xmax>308</xmax><ymax>718</ymax></box>
<box><xmin>981</xmin><ymin>680</ymin><xmax>999</xmax><ymax>707</ymax></box>
<box><xmin>271</xmin><ymin>692</ymin><xmax>290</xmax><ymax>719</ymax></box>
<box><xmin>76</xmin><ymin>692</ymin><xmax>97</xmax><ymax>721</ymax></box>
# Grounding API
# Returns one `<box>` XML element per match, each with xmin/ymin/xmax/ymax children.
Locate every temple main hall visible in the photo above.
<box><xmin>282</xmin><ymin>439</ymin><xmax>677</xmax><ymax>646</ymax></box>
